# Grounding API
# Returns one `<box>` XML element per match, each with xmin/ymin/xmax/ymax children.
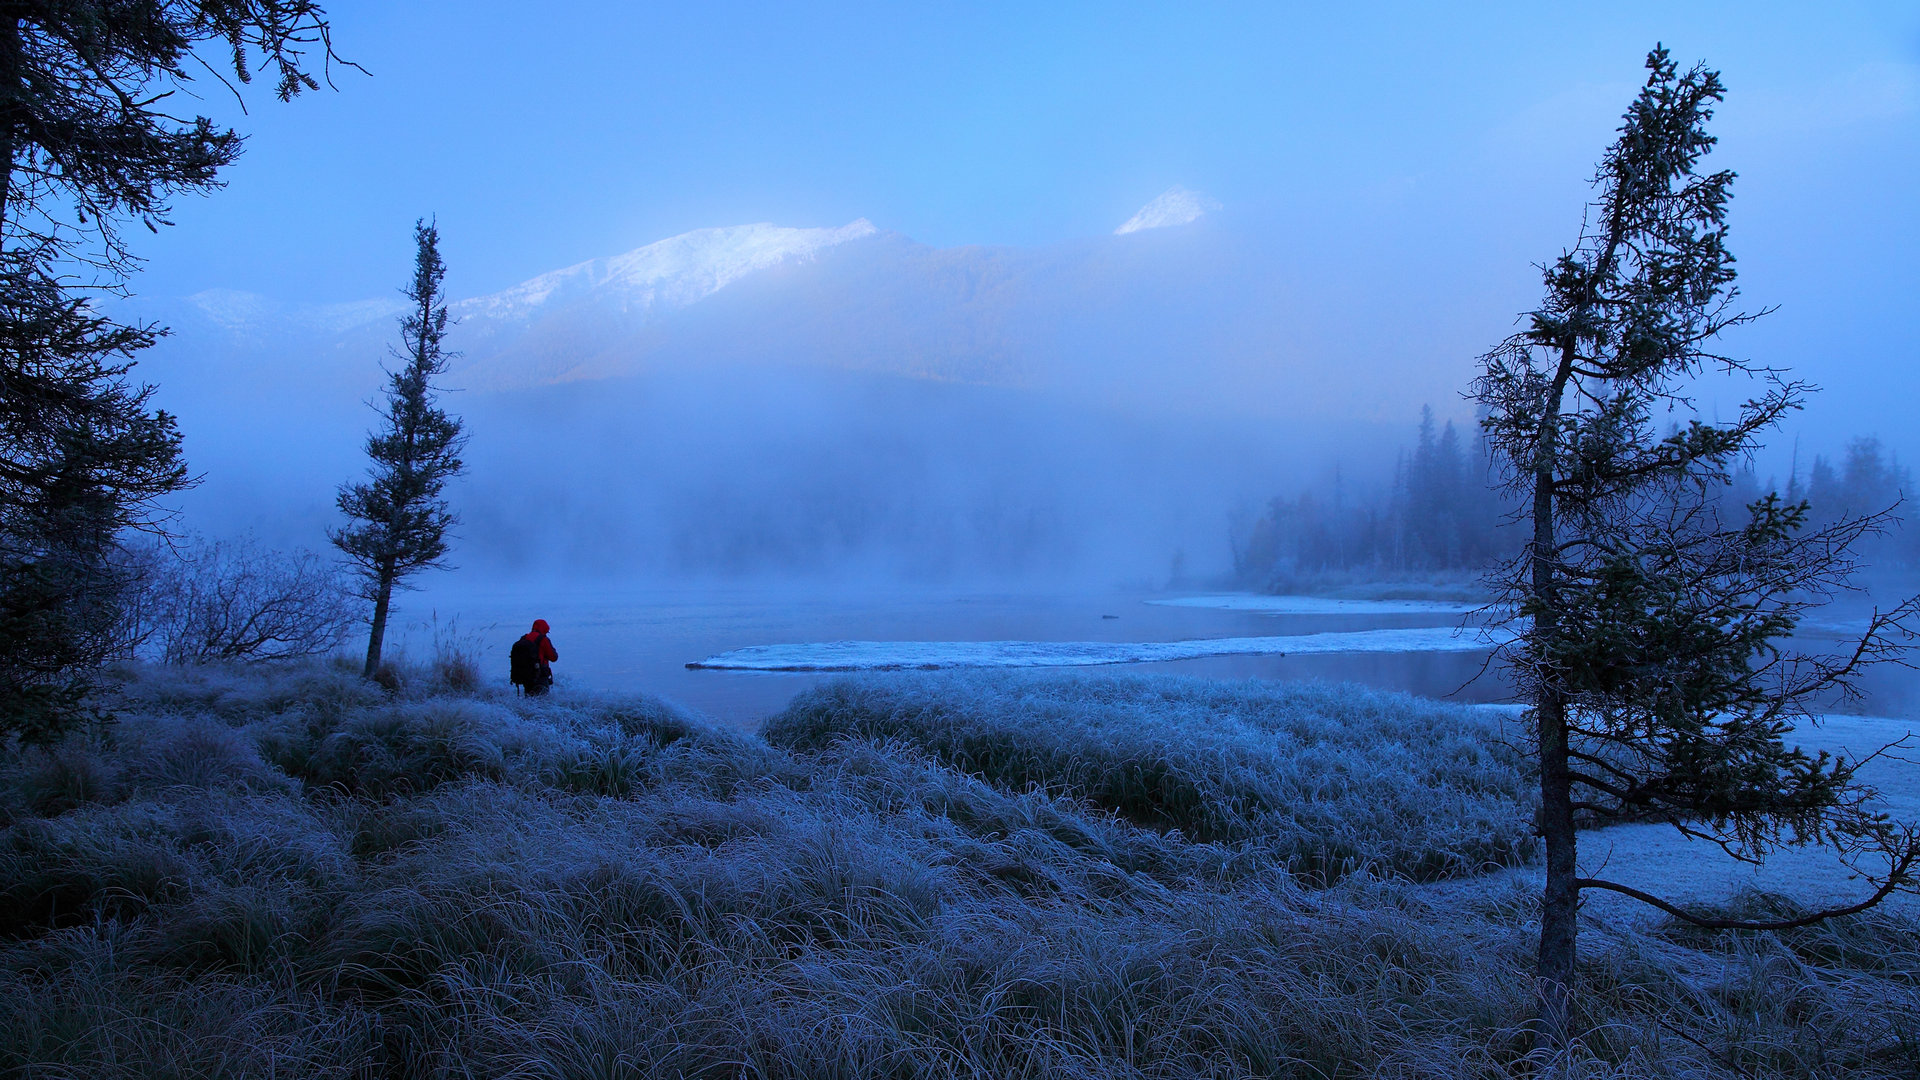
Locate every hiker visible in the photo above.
<box><xmin>510</xmin><ymin>618</ymin><xmax>558</xmax><ymax>695</ymax></box>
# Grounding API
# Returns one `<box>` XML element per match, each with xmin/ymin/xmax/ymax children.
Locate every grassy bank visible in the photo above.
<box><xmin>0</xmin><ymin>663</ymin><xmax>1913</xmax><ymax>1077</ymax></box>
<box><xmin>765</xmin><ymin>673</ymin><xmax>1536</xmax><ymax>882</ymax></box>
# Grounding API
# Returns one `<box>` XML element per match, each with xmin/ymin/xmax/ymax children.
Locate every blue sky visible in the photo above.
<box><xmin>136</xmin><ymin>2</ymin><xmax>1915</xmax><ymax>293</ymax></box>
<box><xmin>128</xmin><ymin>1</ymin><xmax>1918</xmax><ymax>459</ymax></box>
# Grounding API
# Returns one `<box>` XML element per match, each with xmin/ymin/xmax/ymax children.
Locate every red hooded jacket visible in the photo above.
<box><xmin>522</xmin><ymin>619</ymin><xmax>558</xmax><ymax>663</ymax></box>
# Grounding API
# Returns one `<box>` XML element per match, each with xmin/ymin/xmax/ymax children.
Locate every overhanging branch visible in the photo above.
<box><xmin>1574</xmin><ymin>839</ymin><xmax>1917</xmax><ymax>930</ymax></box>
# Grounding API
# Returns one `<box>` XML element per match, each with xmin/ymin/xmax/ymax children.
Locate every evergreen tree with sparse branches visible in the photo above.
<box><xmin>1471</xmin><ymin>46</ymin><xmax>1919</xmax><ymax>1047</ymax></box>
<box><xmin>0</xmin><ymin>2</ymin><xmax>340</xmax><ymax>741</ymax></box>
<box><xmin>332</xmin><ymin>219</ymin><xmax>465</xmax><ymax>679</ymax></box>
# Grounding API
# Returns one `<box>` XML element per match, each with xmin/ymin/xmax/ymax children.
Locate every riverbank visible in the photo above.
<box><xmin>0</xmin><ymin>662</ymin><xmax>1913</xmax><ymax>1077</ymax></box>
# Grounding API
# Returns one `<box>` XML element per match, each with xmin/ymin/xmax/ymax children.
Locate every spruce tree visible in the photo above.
<box><xmin>1472</xmin><ymin>47</ymin><xmax>1919</xmax><ymax>1045</ymax></box>
<box><xmin>0</xmin><ymin>2</ymin><xmax>339</xmax><ymax>741</ymax></box>
<box><xmin>331</xmin><ymin>219</ymin><xmax>465</xmax><ymax>678</ymax></box>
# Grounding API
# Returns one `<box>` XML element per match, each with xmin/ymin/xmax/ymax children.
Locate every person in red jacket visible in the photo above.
<box><xmin>512</xmin><ymin>618</ymin><xmax>559</xmax><ymax>695</ymax></box>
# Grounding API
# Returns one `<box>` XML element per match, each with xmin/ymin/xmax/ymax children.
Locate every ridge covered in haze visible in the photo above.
<box><xmin>182</xmin><ymin>218</ymin><xmax>884</xmax><ymax>343</ymax></box>
<box><xmin>130</xmin><ymin>187</ymin><xmax>1436</xmax><ymax>582</ymax></box>
<box><xmin>161</xmin><ymin>190</ymin><xmax>1235</xmax><ymax>394</ymax></box>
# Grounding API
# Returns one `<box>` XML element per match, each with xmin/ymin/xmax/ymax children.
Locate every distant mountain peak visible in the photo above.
<box><xmin>1114</xmin><ymin>186</ymin><xmax>1220</xmax><ymax>235</ymax></box>
<box><xmin>458</xmin><ymin>219</ymin><xmax>879</xmax><ymax>323</ymax></box>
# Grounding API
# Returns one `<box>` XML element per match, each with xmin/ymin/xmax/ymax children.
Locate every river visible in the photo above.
<box><xmin>383</xmin><ymin>583</ymin><xmax>1514</xmax><ymax>727</ymax></box>
<box><xmin>385</xmin><ymin>582</ymin><xmax>1918</xmax><ymax>729</ymax></box>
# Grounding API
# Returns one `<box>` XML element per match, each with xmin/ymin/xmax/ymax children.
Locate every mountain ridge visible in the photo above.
<box><xmin>455</xmin><ymin>218</ymin><xmax>880</xmax><ymax>324</ymax></box>
<box><xmin>156</xmin><ymin>184</ymin><xmax>1220</xmax><ymax>367</ymax></box>
<box><xmin>148</xmin><ymin>207</ymin><xmax>1249</xmax><ymax>399</ymax></box>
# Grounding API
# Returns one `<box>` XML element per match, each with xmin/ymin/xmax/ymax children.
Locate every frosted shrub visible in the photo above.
<box><xmin>123</xmin><ymin>535</ymin><xmax>357</xmax><ymax>665</ymax></box>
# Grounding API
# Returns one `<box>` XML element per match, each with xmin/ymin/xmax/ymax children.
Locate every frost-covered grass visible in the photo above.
<box><xmin>765</xmin><ymin>672</ymin><xmax>1536</xmax><ymax>882</ymax></box>
<box><xmin>0</xmin><ymin>661</ymin><xmax>1913</xmax><ymax>1078</ymax></box>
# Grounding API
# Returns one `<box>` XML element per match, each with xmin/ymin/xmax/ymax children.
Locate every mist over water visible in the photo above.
<box><xmin>124</xmin><ymin>191</ymin><xmax>1920</xmax><ymax>724</ymax></box>
<box><xmin>137</xmin><ymin>204</ymin><xmax>1917</xmax><ymax>585</ymax></box>
<box><xmin>111</xmin><ymin>4</ymin><xmax>1920</xmax><ymax>724</ymax></box>
<box><xmin>135</xmin><ymin>219</ymin><xmax>1433</xmax><ymax>588</ymax></box>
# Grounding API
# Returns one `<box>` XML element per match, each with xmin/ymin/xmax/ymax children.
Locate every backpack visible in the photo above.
<box><xmin>509</xmin><ymin>635</ymin><xmax>540</xmax><ymax>687</ymax></box>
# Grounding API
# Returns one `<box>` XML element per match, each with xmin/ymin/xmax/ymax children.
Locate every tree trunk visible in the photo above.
<box><xmin>1536</xmin><ymin>690</ymin><xmax>1578</xmax><ymax>1044</ymax></box>
<box><xmin>1532</xmin><ymin>342</ymin><xmax>1579</xmax><ymax>1049</ymax></box>
<box><xmin>362</xmin><ymin>566</ymin><xmax>394</xmax><ymax>679</ymax></box>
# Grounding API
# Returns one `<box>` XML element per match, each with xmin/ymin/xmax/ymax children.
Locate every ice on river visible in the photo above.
<box><xmin>688</xmin><ymin>625</ymin><xmax>1514</xmax><ymax>672</ymax></box>
<box><xmin>1150</xmin><ymin>593</ymin><xmax>1482</xmax><ymax>615</ymax></box>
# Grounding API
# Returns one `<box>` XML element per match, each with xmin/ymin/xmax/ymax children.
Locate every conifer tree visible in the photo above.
<box><xmin>332</xmin><ymin>220</ymin><xmax>465</xmax><ymax>678</ymax></box>
<box><xmin>0</xmin><ymin>2</ymin><xmax>340</xmax><ymax>741</ymax></box>
<box><xmin>1471</xmin><ymin>47</ymin><xmax>1918</xmax><ymax>1044</ymax></box>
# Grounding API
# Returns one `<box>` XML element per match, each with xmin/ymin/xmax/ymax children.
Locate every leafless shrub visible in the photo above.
<box><xmin>130</xmin><ymin>535</ymin><xmax>358</xmax><ymax>664</ymax></box>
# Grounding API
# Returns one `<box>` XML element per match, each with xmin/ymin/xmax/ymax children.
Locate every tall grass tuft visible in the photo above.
<box><xmin>427</xmin><ymin>612</ymin><xmax>485</xmax><ymax>694</ymax></box>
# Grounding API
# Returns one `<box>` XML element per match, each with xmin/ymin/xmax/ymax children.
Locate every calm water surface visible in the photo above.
<box><xmin>386</xmin><ymin>582</ymin><xmax>1918</xmax><ymax>730</ymax></box>
<box><xmin>390</xmin><ymin>583</ymin><xmax>1515</xmax><ymax>728</ymax></box>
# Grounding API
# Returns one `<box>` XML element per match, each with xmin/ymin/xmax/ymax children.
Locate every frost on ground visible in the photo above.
<box><xmin>688</xmin><ymin>625</ymin><xmax>1515</xmax><ymax>671</ymax></box>
<box><xmin>0</xmin><ymin>662</ymin><xmax>1914</xmax><ymax>1078</ymax></box>
<box><xmin>1150</xmin><ymin>592</ymin><xmax>1483</xmax><ymax>615</ymax></box>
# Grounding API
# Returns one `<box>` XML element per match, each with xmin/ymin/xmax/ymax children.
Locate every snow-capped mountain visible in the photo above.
<box><xmin>456</xmin><ymin>218</ymin><xmax>878</xmax><ymax>325</ymax></box>
<box><xmin>1115</xmin><ymin>186</ymin><xmax>1220</xmax><ymax>235</ymax></box>
<box><xmin>149</xmin><ymin>206</ymin><xmax>1269</xmax><ymax>398</ymax></box>
<box><xmin>174</xmin><ymin>219</ymin><xmax>878</xmax><ymax>338</ymax></box>
<box><xmin>437</xmin><ymin>218</ymin><xmax>884</xmax><ymax>387</ymax></box>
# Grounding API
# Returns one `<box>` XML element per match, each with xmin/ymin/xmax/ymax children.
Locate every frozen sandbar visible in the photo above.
<box><xmin>689</xmin><ymin>625</ymin><xmax>1513</xmax><ymax>672</ymax></box>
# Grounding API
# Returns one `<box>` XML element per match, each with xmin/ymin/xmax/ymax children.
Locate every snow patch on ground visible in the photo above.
<box><xmin>1151</xmin><ymin>593</ymin><xmax>1481</xmax><ymax>615</ymax></box>
<box><xmin>689</xmin><ymin>625</ymin><xmax>1513</xmax><ymax>672</ymax></box>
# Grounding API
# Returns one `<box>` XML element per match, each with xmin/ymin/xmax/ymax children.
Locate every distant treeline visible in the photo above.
<box><xmin>1231</xmin><ymin>407</ymin><xmax>1513</xmax><ymax>589</ymax></box>
<box><xmin>1756</xmin><ymin>436</ymin><xmax>1920</xmax><ymax>569</ymax></box>
<box><xmin>1231</xmin><ymin>410</ymin><xmax>1916</xmax><ymax>590</ymax></box>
